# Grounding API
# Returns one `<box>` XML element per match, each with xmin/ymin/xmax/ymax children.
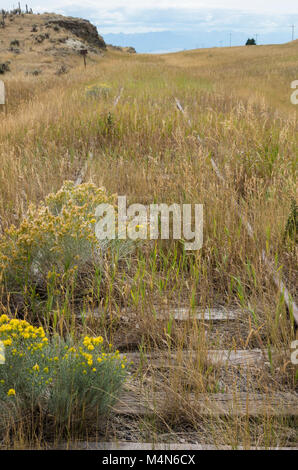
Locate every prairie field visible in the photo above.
<box><xmin>0</xmin><ymin>40</ymin><xmax>297</xmax><ymax>449</ymax></box>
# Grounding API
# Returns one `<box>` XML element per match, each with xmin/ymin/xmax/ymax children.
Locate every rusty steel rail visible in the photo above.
<box><xmin>74</xmin><ymin>87</ymin><xmax>124</xmax><ymax>186</ymax></box>
<box><xmin>174</xmin><ymin>97</ymin><xmax>298</xmax><ymax>326</ymax></box>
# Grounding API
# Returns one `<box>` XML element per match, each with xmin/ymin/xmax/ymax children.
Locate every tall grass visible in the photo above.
<box><xmin>0</xmin><ymin>43</ymin><xmax>297</xmax><ymax>448</ymax></box>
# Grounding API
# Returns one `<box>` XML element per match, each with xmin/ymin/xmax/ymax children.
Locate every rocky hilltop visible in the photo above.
<box><xmin>0</xmin><ymin>9</ymin><xmax>133</xmax><ymax>76</ymax></box>
<box><xmin>46</xmin><ymin>16</ymin><xmax>106</xmax><ymax>50</ymax></box>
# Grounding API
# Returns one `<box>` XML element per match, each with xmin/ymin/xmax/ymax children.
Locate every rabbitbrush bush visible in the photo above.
<box><xmin>0</xmin><ymin>181</ymin><xmax>133</xmax><ymax>313</ymax></box>
<box><xmin>85</xmin><ymin>82</ymin><xmax>112</xmax><ymax>98</ymax></box>
<box><xmin>0</xmin><ymin>314</ymin><xmax>128</xmax><ymax>433</ymax></box>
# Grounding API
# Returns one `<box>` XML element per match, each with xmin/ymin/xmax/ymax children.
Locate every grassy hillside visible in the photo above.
<box><xmin>163</xmin><ymin>40</ymin><xmax>298</xmax><ymax>112</ymax></box>
<box><xmin>0</xmin><ymin>39</ymin><xmax>297</xmax><ymax>448</ymax></box>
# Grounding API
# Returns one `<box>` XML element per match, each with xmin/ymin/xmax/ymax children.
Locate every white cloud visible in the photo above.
<box><xmin>2</xmin><ymin>0</ymin><xmax>298</xmax><ymax>14</ymax></box>
<box><xmin>1</xmin><ymin>1</ymin><xmax>297</xmax><ymax>34</ymax></box>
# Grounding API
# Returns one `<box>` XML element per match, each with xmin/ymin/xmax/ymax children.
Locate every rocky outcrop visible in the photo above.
<box><xmin>107</xmin><ymin>44</ymin><xmax>136</xmax><ymax>54</ymax></box>
<box><xmin>126</xmin><ymin>47</ymin><xmax>136</xmax><ymax>54</ymax></box>
<box><xmin>47</xmin><ymin>16</ymin><xmax>106</xmax><ymax>50</ymax></box>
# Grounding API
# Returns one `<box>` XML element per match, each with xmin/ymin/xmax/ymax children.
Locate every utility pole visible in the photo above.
<box><xmin>229</xmin><ymin>32</ymin><xmax>232</xmax><ymax>47</ymax></box>
<box><xmin>255</xmin><ymin>34</ymin><xmax>258</xmax><ymax>45</ymax></box>
<box><xmin>291</xmin><ymin>24</ymin><xmax>295</xmax><ymax>41</ymax></box>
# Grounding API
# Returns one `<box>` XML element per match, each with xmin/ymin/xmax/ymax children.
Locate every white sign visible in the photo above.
<box><xmin>0</xmin><ymin>80</ymin><xmax>5</xmax><ymax>105</ymax></box>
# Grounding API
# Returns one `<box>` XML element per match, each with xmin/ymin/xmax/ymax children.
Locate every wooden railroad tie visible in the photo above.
<box><xmin>82</xmin><ymin>306</ymin><xmax>239</xmax><ymax>322</ymax></box>
<box><xmin>112</xmin><ymin>390</ymin><xmax>298</xmax><ymax>418</ymax></box>
<box><xmin>123</xmin><ymin>349</ymin><xmax>272</xmax><ymax>368</ymax></box>
<box><xmin>57</xmin><ymin>441</ymin><xmax>298</xmax><ymax>450</ymax></box>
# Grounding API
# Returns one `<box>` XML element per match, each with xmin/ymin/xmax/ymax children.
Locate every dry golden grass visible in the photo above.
<box><xmin>0</xmin><ymin>39</ymin><xmax>297</xmax><ymax>448</ymax></box>
<box><xmin>162</xmin><ymin>40</ymin><xmax>298</xmax><ymax>112</ymax></box>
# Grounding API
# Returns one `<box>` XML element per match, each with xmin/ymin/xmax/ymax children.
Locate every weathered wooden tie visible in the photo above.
<box><xmin>82</xmin><ymin>306</ymin><xmax>239</xmax><ymax>322</ymax></box>
<box><xmin>57</xmin><ymin>441</ymin><xmax>298</xmax><ymax>450</ymax></box>
<box><xmin>155</xmin><ymin>307</ymin><xmax>238</xmax><ymax>321</ymax></box>
<box><xmin>112</xmin><ymin>391</ymin><xmax>298</xmax><ymax>417</ymax></box>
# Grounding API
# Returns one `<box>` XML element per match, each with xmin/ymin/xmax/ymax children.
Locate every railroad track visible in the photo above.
<box><xmin>78</xmin><ymin>305</ymin><xmax>297</xmax><ymax>449</ymax></box>
<box><xmin>174</xmin><ymin>97</ymin><xmax>298</xmax><ymax>326</ymax></box>
<box><xmin>108</xmin><ymin>99</ymin><xmax>296</xmax><ymax>449</ymax></box>
<box><xmin>74</xmin><ymin>87</ymin><xmax>124</xmax><ymax>187</ymax></box>
<box><xmin>108</xmin><ymin>306</ymin><xmax>297</xmax><ymax>418</ymax></box>
<box><xmin>68</xmin><ymin>92</ymin><xmax>297</xmax><ymax>450</ymax></box>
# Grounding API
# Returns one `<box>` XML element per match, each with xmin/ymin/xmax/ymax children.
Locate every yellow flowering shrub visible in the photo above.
<box><xmin>48</xmin><ymin>334</ymin><xmax>128</xmax><ymax>424</ymax></box>
<box><xmin>0</xmin><ymin>182</ymin><xmax>117</xmax><ymax>308</ymax></box>
<box><xmin>85</xmin><ymin>82</ymin><xmax>112</xmax><ymax>98</ymax></box>
<box><xmin>0</xmin><ymin>314</ymin><xmax>128</xmax><ymax>429</ymax></box>
<box><xmin>0</xmin><ymin>314</ymin><xmax>53</xmax><ymax>405</ymax></box>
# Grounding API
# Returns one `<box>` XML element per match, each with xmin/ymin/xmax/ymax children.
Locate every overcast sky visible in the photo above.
<box><xmin>4</xmin><ymin>1</ymin><xmax>298</xmax><ymax>51</ymax></box>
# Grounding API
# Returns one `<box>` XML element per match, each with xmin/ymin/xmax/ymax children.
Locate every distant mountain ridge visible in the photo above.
<box><xmin>103</xmin><ymin>30</ymin><xmax>296</xmax><ymax>53</ymax></box>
